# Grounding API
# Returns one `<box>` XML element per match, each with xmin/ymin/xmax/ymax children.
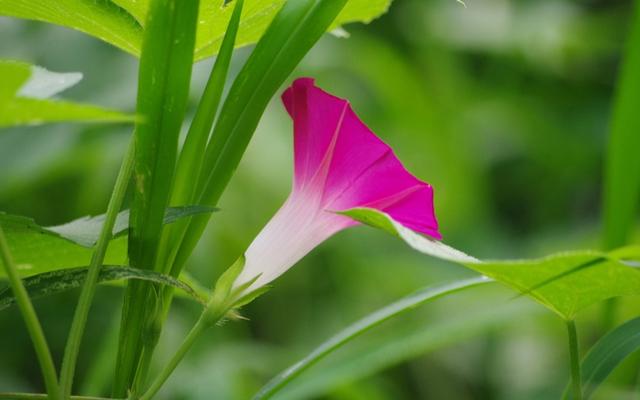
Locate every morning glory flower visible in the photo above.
<box><xmin>234</xmin><ymin>78</ymin><xmax>441</xmax><ymax>291</ymax></box>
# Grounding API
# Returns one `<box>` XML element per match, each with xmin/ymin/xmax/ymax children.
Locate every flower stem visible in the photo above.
<box><xmin>0</xmin><ymin>227</ymin><xmax>60</xmax><ymax>400</ymax></box>
<box><xmin>567</xmin><ymin>320</ymin><xmax>582</xmax><ymax>400</ymax></box>
<box><xmin>59</xmin><ymin>138</ymin><xmax>135</xmax><ymax>397</ymax></box>
<box><xmin>138</xmin><ymin>306</ymin><xmax>222</xmax><ymax>400</ymax></box>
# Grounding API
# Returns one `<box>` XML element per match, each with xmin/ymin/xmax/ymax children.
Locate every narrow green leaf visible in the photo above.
<box><xmin>170</xmin><ymin>0</ymin><xmax>244</xmax><ymax>211</ymax></box>
<box><xmin>128</xmin><ymin>0</ymin><xmax>199</xmax><ymax>274</ymax></box>
<box><xmin>0</xmin><ymin>0</ymin><xmax>391</xmax><ymax>60</ymax></box>
<box><xmin>157</xmin><ymin>0</ymin><xmax>244</xmax><ymax>277</ymax></box>
<box><xmin>0</xmin><ymin>60</ymin><xmax>133</xmax><ymax>127</ymax></box>
<box><xmin>273</xmin><ymin>303</ymin><xmax>538</xmax><ymax>400</ymax></box>
<box><xmin>253</xmin><ymin>277</ymin><xmax>489</xmax><ymax>399</ymax></box>
<box><xmin>0</xmin><ymin>265</ymin><xmax>205</xmax><ymax>312</ymax></box>
<box><xmin>173</xmin><ymin>0</ymin><xmax>349</xmax><ymax>274</ymax></box>
<box><xmin>602</xmin><ymin>0</ymin><xmax>640</xmax><ymax>249</ymax></box>
<box><xmin>342</xmin><ymin>207</ymin><xmax>640</xmax><ymax>320</ymax></box>
<box><xmin>562</xmin><ymin>317</ymin><xmax>640</xmax><ymax>399</ymax></box>
<box><xmin>115</xmin><ymin>0</ymin><xmax>200</xmax><ymax>394</ymax></box>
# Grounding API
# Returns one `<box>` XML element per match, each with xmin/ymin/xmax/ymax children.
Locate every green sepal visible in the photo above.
<box><xmin>232</xmin><ymin>285</ymin><xmax>271</xmax><ymax>309</ymax></box>
<box><xmin>210</xmin><ymin>255</ymin><xmax>245</xmax><ymax>306</ymax></box>
<box><xmin>205</xmin><ymin>256</ymin><xmax>270</xmax><ymax>325</ymax></box>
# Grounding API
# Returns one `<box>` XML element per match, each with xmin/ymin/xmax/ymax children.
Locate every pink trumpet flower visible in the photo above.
<box><xmin>234</xmin><ymin>78</ymin><xmax>441</xmax><ymax>291</ymax></box>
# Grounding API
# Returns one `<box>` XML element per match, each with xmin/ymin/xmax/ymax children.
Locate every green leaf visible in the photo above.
<box><xmin>116</xmin><ymin>0</ymin><xmax>200</xmax><ymax>394</ymax></box>
<box><xmin>0</xmin><ymin>207</ymin><xmax>213</xmax><ymax>278</ymax></box>
<box><xmin>341</xmin><ymin>207</ymin><xmax>640</xmax><ymax>320</ymax></box>
<box><xmin>158</xmin><ymin>0</ymin><xmax>244</xmax><ymax>277</ymax></box>
<box><xmin>253</xmin><ymin>277</ymin><xmax>489</xmax><ymax>399</ymax></box>
<box><xmin>47</xmin><ymin>206</ymin><xmax>216</xmax><ymax>248</ymax></box>
<box><xmin>0</xmin><ymin>1</ymin><xmax>391</xmax><ymax>60</ymax></box>
<box><xmin>0</xmin><ymin>60</ymin><xmax>133</xmax><ymax>127</ymax></box>
<box><xmin>0</xmin><ymin>265</ymin><xmax>205</xmax><ymax>312</ymax></box>
<box><xmin>562</xmin><ymin>316</ymin><xmax>640</xmax><ymax>400</ymax></box>
<box><xmin>170</xmin><ymin>0</ymin><xmax>244</xmax><ymax>211</ymax></box>
<box><xmin>275</xmin><ymin>302</ymin><xmax>538</xmax><ymax>400</ymax></box>
<box><xmin>602</xmin><ymin>1</ymin><xmax>640</xmax><ymax>249</ymax></box>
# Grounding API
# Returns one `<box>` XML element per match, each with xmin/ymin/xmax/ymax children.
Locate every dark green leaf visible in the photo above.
<box><xmin>0</xmin><ymin>265</ymin><xmax>205</xmax><ymax>311</ymax></box>
<box><xmin>602</xmin><ymin>2</ymin><xmax>640</xmax><ymax>249</ymax></box>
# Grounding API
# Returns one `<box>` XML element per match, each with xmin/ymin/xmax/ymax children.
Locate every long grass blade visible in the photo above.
<box><xmin>113</xmin><ymin>0</ymin><xmax>199</xmax><ymax>395</ymax></box>
<box><xmin>253</xmin><ymin>277</ymin><xmax>490</xmax><ymax>399</ymax></box>
<box><xmin>602</xmin><ymin>0</ymin><xmax>640</xmax><ymax>250</ymax></box>
<box><xmin>563</xmin><ymin>317</ymin><xmax>640</xmax><ymax>399</ymax></box>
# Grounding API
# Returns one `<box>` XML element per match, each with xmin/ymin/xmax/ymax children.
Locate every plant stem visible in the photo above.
<box><xmin>567</xmin><ymin>320</ymin><xmax>582</xmax><ymax>400</ymax></box>
<box><xmin>138</xmin><ymin>307</ymin><xmax>220</xmax><ymax>400</ymax></box>
<box><xmin>0</xmin><ymin>227</ymin><xmax>60</xmax><ymax>400</ymax></box>
<box><xmin>59</xmin><ymin>138</ymin><xmax>135</xmax><ymax>397</ymax></box>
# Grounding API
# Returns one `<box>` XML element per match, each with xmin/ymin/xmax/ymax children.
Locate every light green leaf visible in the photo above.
<box><xmin>563</xmin><ymin>317</ymin><xmax>640</xmax><ymax>399</ymax></box>
<box><xmin>341</xmin><ymin>207</ymin><xmax>640</xmax><ymax>320</ymax></box>
<box><xmin>0</xmin><ymin>1</ymin><xmax>391</xmax><ymax>61</ymax></box>
<box><xmin>47</xmin><ymin>206</ymin><xmax>216</xmax><ymax>247</ymax></box>
<box><xmin>0</xmin><ymin>206</ymin><xmax>215</xmax><ymax>277</ymax></box>
<box><xmin>254</xmin><ymin>277</ymin><xmax>489</xmax><ymax>399</ymax></box>
<box><xmin>0</xmin><ymin>60</ymin><xmax>133</xmax><ymax>127</ymax></box>
<box><xmin>0</xmin><ymin>265</ymin><xmax>205</xmax><ymax>312</ymax></box>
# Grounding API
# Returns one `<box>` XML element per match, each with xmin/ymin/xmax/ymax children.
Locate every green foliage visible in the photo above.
<box><xmin>159</xmin><ymin>0</ymin><xmax>244</xmax><ymax>277</ymax></box>
<box><xmin>115</xmin><ymin>0</ymin><xmax>200</xmax><ymax>394</ymax></box>
<box><xmin>48</xmin><ymin>206</ymin><xmax>215</xmax><ymax>248</ymax></box>
<box><xmin>342</xmin><ymin>208</ymin><xmax>640</xmax><ymax>320</ymax></box>
<box><xmin>602</xmin><ymin>1</ymin><xmax>640</xmax><ymax>249</ymax></box>
<box><xmin>272</xmin><ymin>302</ymin><xmax>538</xmax><ymax>400</ymax></box>
<box><xmin>0</xmin><ymin>265</ymin><xmax>204</xmax><ymax>312</ymax></box>
<box><xmin>0</xmin><ymin>207</ymin><xmax>212</xmax><ymax>278</ymax></box>
<box><xmin>254</xmin><ymin>277</ymin><xmax>489</xmax><ymax>399</ymax></box>
<box><xmin>0</xmin><ymin>0</ymin><xmax>390</xmax><ymax>60</ymax></box>
<box><xmin>563</xmin><ymin>317</ymin><xmax>640</xmax><ymax>399</ymax></box>
<box><xmin>0</xmin><ymin>60</ymin><xmax>132</xmax><ymax>127</ymax></box>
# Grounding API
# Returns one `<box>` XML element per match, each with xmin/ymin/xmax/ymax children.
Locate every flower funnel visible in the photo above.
<box><xmin>234</xmin><ymin>78</ymin><xmax>441</xmax><ymax>291</ymax></box>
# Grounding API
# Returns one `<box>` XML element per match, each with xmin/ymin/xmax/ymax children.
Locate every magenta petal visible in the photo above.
<box><xmin>282</xmin><ymin>78</ymin><xmax>441</xmax><ymax>239</ymax></box>
<box><xmin>235</xmin><ymin>78</ymin><xmax>443</xmax><ymax>291</ymax></box>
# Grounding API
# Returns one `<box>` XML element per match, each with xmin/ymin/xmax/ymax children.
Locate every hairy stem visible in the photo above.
<box><xmin>138</xmin><ymin>304</ymin><xmax>223</xmax><ymax>400</ymax></box>
<box><xmin>59</xmin><ymin>138</ymin><xmax>135</xmax><ymax>397</ymax></box>
<box><xmin>0</xmin><ymin>227</ymin><xmax>60</xmax><ymax>400</ymax></box>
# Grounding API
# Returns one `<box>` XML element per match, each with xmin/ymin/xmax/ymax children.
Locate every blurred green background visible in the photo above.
<box><xmin>1</xmin><ymin>0</ymin><xmax>639</xmax><ymax>398</ymax></box>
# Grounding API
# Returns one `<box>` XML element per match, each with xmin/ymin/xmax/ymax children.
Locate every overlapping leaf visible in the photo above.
<box><xmin>0</xmin><ymin>0</ymin><xmax>391</xmax><ymax>60</ymax></box>
<box><xmin>0</xmin><ymin>206</ymin><xmax>214</xmax><ymax>278</ymax></box>
<box><xmin>342</xmin><ymin>208</ymin><xmax>640</xmax><ymax>320</ymax></box>
<box><xmin>0</xmin><ymin>265</ymin><xmax>205</xmax><ymax>311</ymax></box>
<box><xmin>0</xmin><ymin>60</ymin><xmax>133</xmax><ymax>127</ymax></box>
